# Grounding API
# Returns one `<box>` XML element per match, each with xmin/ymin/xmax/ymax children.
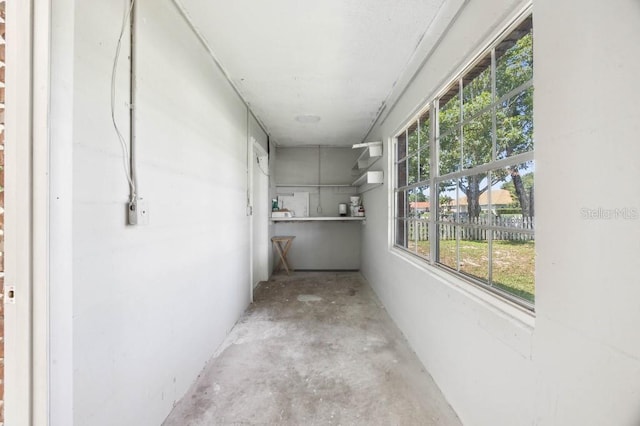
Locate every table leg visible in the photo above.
<box><xmin>272</xmin><ymin>237</ymin><xmax>294</xmax><ymax>275</ymax></box>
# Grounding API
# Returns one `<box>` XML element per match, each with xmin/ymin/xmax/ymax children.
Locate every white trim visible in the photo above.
<box><xmin>248</xmin><ymin>129</ymin><xmax>270</xmax><ymax>300</ymax></box>
<box><xmin>5</xmin><ymin>0</ymin><xmax>53</xmax><ymax>423</ymax></box>
<box><xmin>250</xmin><ymin>135</ymin><xmax>270</xmax><ymax>298</ymax></box>
<box><xmin>386</xmin><ymin>136</ymin><xmax>396</xmax><ymax>252</ymax></box>
<box><xmin>5</xmin><ymin>0</ymin><xmax>37</xmax><ymax>423</ymax></box>
<box><xmin>248</xmin><ymin>121</ymin><xmax>254</xmax><ymax>303</ymax></box>
<box><xmin>31</xmin><ymin>0</ymin><xmax>51</xmax><ymax>423</ymax></box>
<box><xmin>252</xmin><ymin>141</ymin><xmax>269</xmax><ymax>289</ymax></box>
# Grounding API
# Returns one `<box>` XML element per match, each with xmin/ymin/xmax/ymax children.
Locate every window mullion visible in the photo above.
<box><xmin>456</xmin><ymin>79</ymin><xmax>463</xmax><ymax>272</ymax></box>
<box><xmin>491</xmin><ymin>48</ymin><xmax>497</xmax><ymax>162</ymax></box>
<box><xmin>489</xmin><ymin>48</ymin><xmax>497</xmax><ymax>285</ymax></box>
<box><xmin>417</xmin><ymin>115</ymin><xmax>421</xmax><ymax>184</ymax></box>
<box><xmin>458</xmin><ymin>78</ymin><xmax>463</xmax><ymax>173</ymax></box>
<box><xmin>455</xmin><ymin>182</ymin><xmax>460</xmax><ymax>272</ymax></box>
<box><xmin>437</xmin><ymin>151</ymin><xmax>534</xmax><ymax>181</ymax></box>
<box><xmin>429</xmin><ymin>102</ymin><xmax>437</xmax><ymax>264</ymax></box>
<box><xmin>488</xmin><ymin>170</ymin><xmax>493</xmax><ymax>285</ymax></box>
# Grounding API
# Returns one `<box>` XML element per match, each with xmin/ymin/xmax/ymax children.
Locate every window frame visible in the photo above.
<box><xmin>392</xmin><ymin>11</ymin><xmax>534</xmax><ymax>311</ymax></box>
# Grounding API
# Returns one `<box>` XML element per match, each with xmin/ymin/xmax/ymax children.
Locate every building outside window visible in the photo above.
<box><xmin>394</xmin><ymin>14</ymin><xmax>534</xmax><ymax>309</ymax></box>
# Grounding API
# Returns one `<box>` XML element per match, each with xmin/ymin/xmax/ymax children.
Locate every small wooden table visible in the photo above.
<box><xmin>271</xmin><ymin>236</ymin><xmax>295</xmax><ymax>275</ymax></box>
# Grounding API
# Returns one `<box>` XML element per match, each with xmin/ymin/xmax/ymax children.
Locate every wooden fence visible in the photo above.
<box><xmin>408</xmin><ymin>216</ymin><xmax>534</xmax><ymax>241</ymax></box>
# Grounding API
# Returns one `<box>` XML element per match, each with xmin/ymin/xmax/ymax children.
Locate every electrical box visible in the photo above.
<box><xmin>128</xmin><ymin>197</ymin><xmax>149</xmax><ymax>225</ymax></box>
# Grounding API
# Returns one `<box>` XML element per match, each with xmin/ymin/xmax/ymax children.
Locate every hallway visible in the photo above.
<box><xmin>163</xmin><ymin>272</ymin><xmax>461</xmax><ymax>425</ymax></box>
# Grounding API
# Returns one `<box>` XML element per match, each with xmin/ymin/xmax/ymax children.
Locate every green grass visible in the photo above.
<box><xmin>409</xmin><ymin>239</ymin><xmax>535</xmax><ymax>302</ymax></box>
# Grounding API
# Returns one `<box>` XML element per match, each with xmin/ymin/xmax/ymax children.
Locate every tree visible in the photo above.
<box><xmin>439</xmin><ymin>194</ymin><xmax>452</xmax><ymax>211</ymax></box>
<box><xmin>407</xmin><ymin>114</ymin><xmax>430</xmax><ymax>186</ymax></box>
<box><xmin>496</xmin><ymin>28</ymin><xmax>534</xmax><ymax>219</ymax></box>
<box><xmin>408</xmin><ymin>192</ymin><xmax>427</xmax><ymax>202</ymax></box>
<box><xmin>502</xmin><ymin>172</ymin><xmax>534</xmax><ymax>217</ymax></box>
<box><xmin>438</xmin><ymin>25</ymin><xmax>533</xmax><ymax>218</ymax></box>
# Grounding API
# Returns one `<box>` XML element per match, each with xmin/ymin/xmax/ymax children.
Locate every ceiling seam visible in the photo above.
<box><xmin>170</xmin><ymin>0</ymin><xmax>271</xmax><ymax>141</ymax></box>
<box><xmin>361</xmin><ymin>0</ymin><xmax>470</xmax><ymax>143</ymax></box>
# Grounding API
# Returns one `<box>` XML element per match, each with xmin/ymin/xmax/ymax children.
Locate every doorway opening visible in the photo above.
<box><xmin>251</xmin><ymin>139</ymin><xmax>269</xmax><ymax>299</ymax></box>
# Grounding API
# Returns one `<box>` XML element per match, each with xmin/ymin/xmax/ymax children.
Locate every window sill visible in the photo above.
<box><xmin>390</xmin><ymin>246</ymin><xmax>535</xmax><ymax>330</ymax></box>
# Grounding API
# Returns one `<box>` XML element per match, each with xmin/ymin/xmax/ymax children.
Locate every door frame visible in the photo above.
<box><xmin>248</xmin><ymin>137</ymin><xmax>269</xmax><ymax>302</ymax></box>
<box><xmin>4</xmin><ymin>0</ymin><xmax>51</xmax><ymax>424</ymax></box>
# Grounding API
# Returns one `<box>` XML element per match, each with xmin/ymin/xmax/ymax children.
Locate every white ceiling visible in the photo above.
<box><xmin>177</xmin><ymin>0</ymin><xmax>449</xmax><ymax>146</ymax></box>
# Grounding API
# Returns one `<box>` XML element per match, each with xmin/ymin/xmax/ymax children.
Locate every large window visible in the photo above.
<box><xmin>394</xmin><ymin>15</ymin><xmax>534</xmax><ymax>308</ymax></box>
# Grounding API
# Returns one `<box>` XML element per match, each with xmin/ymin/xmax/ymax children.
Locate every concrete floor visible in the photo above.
<box><xmin>163</xmin><ymin>272</ymin><xmax>461</xmax><ymax>426</ymax></box>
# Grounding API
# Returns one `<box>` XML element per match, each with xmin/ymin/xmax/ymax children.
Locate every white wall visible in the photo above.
<box><xmin>361</xmin><ymin>0</ymin><xmax>640</xmax><ymax>425</ymax></box>
<box><xmin>274</xmin><ymin>147</ymin><xmax>362</xmax><ymax>270</ymax></box>
<box><xmin>50</xmin><ymin>0</ymin><xmax>264</xmax><ymax>424</ymax></box>
<box><xmin>533</xmin><ymin>0</ymin><xmax>640</xmax><ymax>424</ymax></box>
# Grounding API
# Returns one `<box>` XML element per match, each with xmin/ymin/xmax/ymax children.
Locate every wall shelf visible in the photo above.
<box><xmin>271</xmin><ymin>216</ymin><xmax>365</xmax><ymax>222</ymax></box>
<box><xmin>351</xmin><ymin>141</ymin><xmax>383</xmax><ymax>173</ymax></box>
<box><xmin>276</xmin><ymin>184</ymin><xmax>354</xmax><ymax>188</ymax></box>
<box><xmin>276</xmin><ymin>142</ymin><xmax>384</xmax><ymax>195</ymax></box>
<box><xmin>352</xmin><ymin>170</ymin><xmax>383</xmax><ymax>193</ymax></box>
